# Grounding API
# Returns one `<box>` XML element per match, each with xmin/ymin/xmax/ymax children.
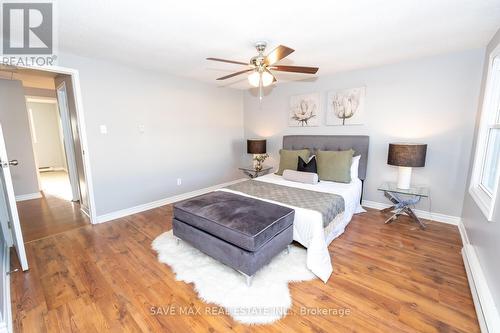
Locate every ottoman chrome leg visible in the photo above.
<box><xmin>238</xmin><ymin>270</ymin><xmax>253</xmax><ymax>287</ymax></box>
<box><xmin>285</xmin><ymin>244</ymin><xmax>291</xmax><ymax>254</ymax></box>
<box><xmin>246</xmin><ymin>275</ymin><xmax>253</xmax><ymax>287</ymax></box>
<box><xmin>176</xmin><ymin>237</ymin><xmax>181</xmax><ymax>245</ymax></box>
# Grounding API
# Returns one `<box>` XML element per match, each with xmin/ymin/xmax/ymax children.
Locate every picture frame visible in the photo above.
<box><xmin>288</xmin><ymin>93</ymin><xmax>321</xmax><ymax>127</ymax></box>
<box><xmin>326</xmin><ymin>87</ymin><xmax>366</xmax><ymax>126</ymax></box>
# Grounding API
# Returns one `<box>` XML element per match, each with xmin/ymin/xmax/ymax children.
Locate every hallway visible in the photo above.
<box><xmin>39</xmin><ymin>170</ymin><xmax>73</xmax><ymax>201</ymax></box>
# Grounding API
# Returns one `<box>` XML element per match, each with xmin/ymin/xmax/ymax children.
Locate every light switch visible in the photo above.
<box><xmin>99</xmin><ymin>125</ymin><xmax>107</xmax><ymax>134</ymax></box>
<box><xmin>138</xmin><ymin>124</ymin><xmax>145</xmax><ymax>134</ymax></box>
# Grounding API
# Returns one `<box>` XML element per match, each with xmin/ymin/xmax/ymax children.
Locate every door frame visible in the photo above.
<box><xmin>16</xmin><ymin>64</ymin><xmax>97</xmax><ymax>224</ymax></box>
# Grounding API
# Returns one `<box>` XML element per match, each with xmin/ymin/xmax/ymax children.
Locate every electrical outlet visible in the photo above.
<box><xmin>99</xmin><ymin>125</ymin><xmax>108</xmax><ymax>134</ymax></box>
<box><xmin>138</xmin><ymin>124</ymin><xmax>145</xmax><ymax>134</ymax></box>
<box><xmin>177</xmin><ymin>178</ymin><xmax>182</xmax><ymax>186</ymax></box>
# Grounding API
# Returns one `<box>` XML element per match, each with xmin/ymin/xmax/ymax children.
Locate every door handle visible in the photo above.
<box><xmin>0</xmin><ymin>160</ymin><xmax>18</xmax><ymax>168</ymax></box>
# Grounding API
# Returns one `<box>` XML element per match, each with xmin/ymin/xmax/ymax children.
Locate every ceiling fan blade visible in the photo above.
<box><xmin>270</xmin><ymin>65</ymin><xmax>319</xmax><ymax>74</ymax></box>
<box><xmin>264</xmin><ymin>45</ymin><xmax>295</xmax><ymax>65</ymax></box>
<box><xmin>216</xmin><ymin>69</ymin><xmax>254</xmax><ymax>80</ymax></box>
<box><xmin>206</xmin><ymin>57</ymin><xmax>248</xmax><ymax>65</ymax></box>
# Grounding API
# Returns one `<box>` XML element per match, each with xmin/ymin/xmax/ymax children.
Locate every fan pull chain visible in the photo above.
<box><xmin>259</xmin><ymin>76</ymin><xmax>263</xmax><ymax>100</ymax></box>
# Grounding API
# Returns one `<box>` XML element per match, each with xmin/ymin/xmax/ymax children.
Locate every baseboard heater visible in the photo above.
<box><xmin>462</xmin><ymin>244</ymin><xmax>500</xmax><ymax>333</ymax></box>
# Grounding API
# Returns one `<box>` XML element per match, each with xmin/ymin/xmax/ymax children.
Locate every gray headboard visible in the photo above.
<box><xmin>282</xmin><ymin>135</ymin><xmax>370</xmax><ymax>180</ymax></box>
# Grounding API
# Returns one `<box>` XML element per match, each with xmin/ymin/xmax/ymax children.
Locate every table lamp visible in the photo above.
<box><xmin>247</xmin><ymin>139</ymin><xmax>268</xmax><ymax>171</ymax></box>
<box><xmin>387</xmin><ymin>143</ymin><xmax>427</xmax><ymax>189</ymax></box>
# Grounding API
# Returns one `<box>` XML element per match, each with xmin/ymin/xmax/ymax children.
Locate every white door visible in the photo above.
<box><xmin>0</xmin><ymin>124</ymin><xmax>28</xmax><ymax>271</ymax></box>
<box><xmin>56</xmin><ymin>83</ymin><xmax>80</xmax><ymax>202</ymax></box>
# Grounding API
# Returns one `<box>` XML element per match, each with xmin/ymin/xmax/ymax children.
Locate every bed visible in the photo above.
<box><xmin>220</xmin><ymin>135</ymin><xmax>369</xmax><ymax>282</ymax></box>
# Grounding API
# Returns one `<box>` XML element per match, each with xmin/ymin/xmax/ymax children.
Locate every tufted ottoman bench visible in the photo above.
<box><xmin>172</xmin><ymin>191</ymin><xmax>295</xmax><ymax>286</ymax></box>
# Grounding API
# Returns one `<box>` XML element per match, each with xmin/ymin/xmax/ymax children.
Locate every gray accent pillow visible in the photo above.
<box><xmin>275</xmin><ymin>149</ymin><xmax>310</xmax><ymax>176</ymax></box>
<box><xmin>316</xmin><ymin>149</ymin><xmax>354</xmax><ymax>183</ymax></box>
<box><xmin>283</xmin><ymin>170</ymin><xmax>319</xmax><ymax>184</ymax></box>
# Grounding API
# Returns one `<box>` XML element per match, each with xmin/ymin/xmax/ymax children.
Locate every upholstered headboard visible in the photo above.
<box><xmin>282</xmin><ymin>135</ymin><xmax>370</xmax><ymax>180</ymax></box>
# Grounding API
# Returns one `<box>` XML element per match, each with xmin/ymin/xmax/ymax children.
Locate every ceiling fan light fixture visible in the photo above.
<box><xmin>248</xmin><ymin>71</ymin><xmax>260</xmax><ymax>87</ymax></box>
<box><xmin>261</xmin><ymin>70</ymin><xmax>274</xmax><ymax>87</ymax></box>
<box><xmin>208</xmin><ymin>43</ymin><xmax>319</xmax><ymax>96</ymax></box>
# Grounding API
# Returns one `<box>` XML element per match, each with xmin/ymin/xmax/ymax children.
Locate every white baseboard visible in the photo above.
<box><xmin>458</xmin><ymin>220</ymin><xmax>470</xmax><ymax>245</ymax></box>
<box><xmin>15</xmin><ymin>192</ymin><xmax>41</xmax><ymax>202</ymax></box>
<box><xmin>460</xmin><ymin>226</ymin><xmax>500</xmax><ymax>333</ymax></box>
<box><xmin>96</xmin><ymin>178</ymin><xmax>247</xmax><ymax>224</ymax></box>
<box><xmin>38</xmin><ymin>167</ymin><xmax>67</xmax><ymax>173</ymax></box>
<box><xmin>361</xmin><ymin>200</ymin><xmax>461</xmax><ymax>225</ymax></box>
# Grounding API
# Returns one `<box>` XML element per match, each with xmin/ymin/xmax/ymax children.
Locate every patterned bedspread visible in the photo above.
<box><xmin>225</xmin><ymin>180</ymin><xmax>344</xmax><ymax>227</ymax></box>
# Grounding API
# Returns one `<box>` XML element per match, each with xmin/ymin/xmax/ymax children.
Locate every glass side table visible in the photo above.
<box><xmin>377</xmin><ymin>182</ymin><xmax>430</xmax><ymax>229</ymax></box>
<box><xmin>239</xmin><ymin>165</ymin><xmax>272</xmax><ymax>179</ymax></box>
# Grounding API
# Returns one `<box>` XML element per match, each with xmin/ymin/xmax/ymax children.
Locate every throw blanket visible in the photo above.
<box><xmin>225</xmin><ymin>180</ymin><xmax>344</xmax><ymax>227</ymax></box>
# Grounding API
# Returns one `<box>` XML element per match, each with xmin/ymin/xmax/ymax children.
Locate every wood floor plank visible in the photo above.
<box><xmin>17</xmin><ymin>193</ymin><xmax>90</xmax><ymax>243</ymax></box>
<box><xmin>10</xmin><ymin>196</ymin><xmax>480</xmax><ymax>333</ymax></box>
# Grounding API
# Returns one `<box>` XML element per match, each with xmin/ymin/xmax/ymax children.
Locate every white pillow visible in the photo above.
<box><xmin>350</xmin><ymin>155</ymin><xmax>361</xmax><ymax>180</ymax></box>
<box><xmin>283</xmin><ymin>170</ymin><xmax>319</xmax><ymax>184</ymax></box>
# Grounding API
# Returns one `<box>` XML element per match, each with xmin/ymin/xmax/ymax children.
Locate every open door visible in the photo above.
<box><xmin>56</xmin><ymin>82</ymin><xmax>80</xmax><ymax>202</ymax></box>
<box><xmin>0</xmin><ymin>124</ymin><xmax>28</xmax><ymax>271</ymax></box>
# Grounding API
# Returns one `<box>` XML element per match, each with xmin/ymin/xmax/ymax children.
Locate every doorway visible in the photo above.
<box><xmin>0</xmin><ymin>66</ymin><xmax>93</xmax><ymax>244</ymax></box>
<box><xmin>26</xmin><ymin>98</ymin><xmax>74</xmax><ymax>201</ymax></box>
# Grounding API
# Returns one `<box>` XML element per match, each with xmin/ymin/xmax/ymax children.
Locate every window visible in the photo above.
<box><xmin>481</xmin><ymin>125</ymin><xmax>499</xmax><ymax>194</ymax></box>
<box><xmin>470</xmin><ymin>52</ymin><xmax>500</xmax><ymax>221</ymax></box>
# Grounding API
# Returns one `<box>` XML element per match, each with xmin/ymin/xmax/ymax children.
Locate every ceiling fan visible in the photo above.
<box><xmin>207</xmin><ymin>42</ymin><xmax>319</xmax><ymax>99</ymax></box>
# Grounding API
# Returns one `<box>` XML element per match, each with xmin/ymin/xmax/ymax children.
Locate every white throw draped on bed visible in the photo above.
<box><xmin>219</xmin><ymin>173</ymin><xmax>364</xmax><ymax>283</ymax></box>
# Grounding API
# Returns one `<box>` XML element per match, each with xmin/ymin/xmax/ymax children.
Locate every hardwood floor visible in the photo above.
<box><xmin>10</xmin><ymin>205</ymin><xmax>479</xmax><ymax>332</ymax></box>
<box><xmin>17</xmin><ymin>193</ymin><xmax>90</xmax><ymax>243</ymax></box>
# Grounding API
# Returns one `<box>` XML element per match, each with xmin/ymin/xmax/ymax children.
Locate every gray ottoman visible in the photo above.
<box><xmin>173</xmin><ymin>191</ymin><xmax>294</xmax><ymax>286</ymax></box>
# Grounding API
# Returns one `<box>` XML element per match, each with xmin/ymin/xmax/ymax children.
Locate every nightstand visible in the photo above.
<box><xmin>377</xmin><ymin>182</ymin><xmax>430</xmax><ymax>229</ymax></box>
<box><xmin>239</xmin><ymin>166</ymin><xmax>272</xmax><ymax>179</ymax></box>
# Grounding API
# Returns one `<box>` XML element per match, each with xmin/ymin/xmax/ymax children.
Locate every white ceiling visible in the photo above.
<box><xmin>58</xmin><ymin>0</ymin><xmax>500</xmax><ymax>89</ymax></box>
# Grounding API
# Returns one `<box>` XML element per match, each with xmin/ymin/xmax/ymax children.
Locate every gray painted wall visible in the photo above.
<box><xmin>27</xmin><ymin>102</ymin><xmax>67</xmax><ymax>170</ymax></box>
<box><xmin>57</xmin><ymin>53</ymin><xmax>244</xmax><ymax>216</ymax></box>
<box><xmin>0</xmin><ymin>79</ymin><xmax>39</xmax><ymax>196</ymax></box>
<box><xmin>461</xmin><ymin>28</ymin><xmax>500</xmax><ymax>308</ymax></box>
<box><xmin>243</xmin><ymin>49</ymin><xmax>484</xmax><ymax>217</ymax></box>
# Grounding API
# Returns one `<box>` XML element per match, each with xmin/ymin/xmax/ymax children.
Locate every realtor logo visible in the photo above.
<box><xmin>2</xmin><ymin>2</ymin><xmax>53</xmax><ymax>54</ymax></box>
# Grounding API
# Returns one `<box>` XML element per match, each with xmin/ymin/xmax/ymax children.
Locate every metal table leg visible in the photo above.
<box><xmin>382</xmin><ymin>191</ymin><xmax>426</xmax><ymax>229</ymax></box>
<box><xmin>404</xmin><ymin>206</ymin><xmax>426</xmax><ymax>229</ymax></box>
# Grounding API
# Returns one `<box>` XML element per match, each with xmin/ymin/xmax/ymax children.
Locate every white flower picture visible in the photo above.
<box><xmin>327</xmin><ymin>87</ymin><xmax>366</xmax><ymax>125</ymax></box>
<box><xmin>289</xmin><ymin>93</ymin><xmax>320</xmax><ymax>127</ymax></box>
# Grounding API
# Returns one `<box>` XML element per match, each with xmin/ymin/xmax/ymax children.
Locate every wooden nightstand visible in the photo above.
<box><xmin>239</xmin><ymin>166</ymin><xmax>272</xmax><ymax>179</ymax></box>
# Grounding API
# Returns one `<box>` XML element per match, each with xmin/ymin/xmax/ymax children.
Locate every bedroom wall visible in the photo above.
<box><xmin>461</xmin><ymin>28</ymin><xmax>500</xmax><ymax>311</ymax></box>
<box><xmin>57</xmin><ymin>53</ymin><xmax>244</xmax><ymax>216</ymax></box>
<box><xmin>243</xmin><ymin>49</ymin><xmax>484</xmax><ymax>218</ymax></box>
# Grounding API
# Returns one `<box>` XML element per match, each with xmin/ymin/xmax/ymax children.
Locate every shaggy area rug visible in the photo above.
<box><xmin>152</xmin><ymin>231</ymin><xmax>315</xmax><ymax>324</ymax></box>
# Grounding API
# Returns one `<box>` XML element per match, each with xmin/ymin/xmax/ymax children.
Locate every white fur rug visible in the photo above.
<box><xmin>152</xmin><ymin>231</ymin><xmax>315</xmax><ymax>324</ymax></box>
